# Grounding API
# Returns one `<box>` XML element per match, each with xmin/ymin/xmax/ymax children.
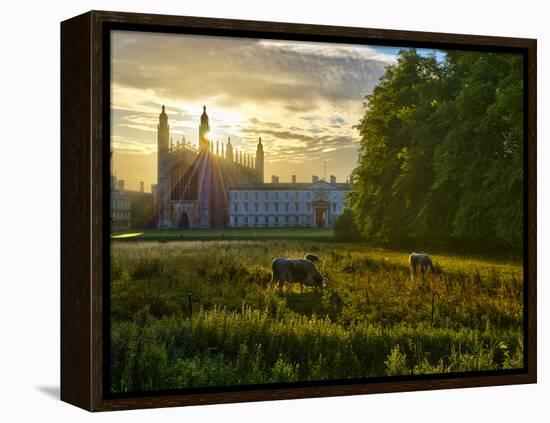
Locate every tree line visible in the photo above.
<box><xmin>346</xmin><ymin>49</ymin><xmax>524</xmax><ymax>252</ymax></box>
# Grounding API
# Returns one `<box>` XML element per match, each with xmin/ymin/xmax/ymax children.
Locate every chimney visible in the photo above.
<box><xmin>312</xmin><ymin>175</ymin><xmax>319</xmax><ymax>183</ymax></box>
<box><xmin>140</xmin><ymin>181</ymin><xmax>145</xmax><ymax>192</ymax></box>
<box><xmin>330</xmin><ymin>175</ymin><xmax>336</xmax><ymax>184</ymax></box>
<box><xmin>117</xmin><ymin>179</ymin><xmax>125</xmax><ymax>192</ymax></box>
<box><xmin>292</xmin><ymin>175</ymin><xmax>297</xmax><ymax>184</ymax></box>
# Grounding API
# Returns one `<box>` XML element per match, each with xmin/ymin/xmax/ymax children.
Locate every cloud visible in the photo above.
<box><xmin>308</xmin><ymin>127</ymin><xmax>328</xmax><ymax>134</ymax></box>
<box><xmin>247</xmin><ymin>117</ymin><xmax>282</xmax><ymax>129</ymax></box>
<box><xmin>111</xmin><ymin>31</ymin><xmax>391</xmax><ymax>108</ymax></box>
<box><xmin>112</xmin><ymin>135</ymin><xmax>157</xmax><ymax>155</ymax></box>
<box><xmin>241</xmin><ymin>128</ymin><xmax>316</xmax><ymax>143</ymax></box>
<box><xmin>331</xmin><ymin>116</ymin><xmax>346</xmax><ymax>125</ymax></box>
<box><xmin>257</xmin><ymin>40</ymin><xmax>397</xmax><ymax>63</ymax></box>
<box><xmin>110</xmin><ymin>30</ymin><xmax>398</xmax><ymax>185</ymax></box>
<box><xmin>300</xmin><ymin>115</ymin><xmax>322</xmax><ymax>123</ymax></box>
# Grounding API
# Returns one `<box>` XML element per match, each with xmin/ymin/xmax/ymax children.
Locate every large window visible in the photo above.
<box><xmin>170</xmin><ymin>165</ymin><xmax>198</xmax><ymax>201</ymax></box>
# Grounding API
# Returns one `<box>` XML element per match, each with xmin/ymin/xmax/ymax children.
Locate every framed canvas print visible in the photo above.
<box><xmin>60</xmin><ymin>10</ymin><xmax>537</xmax><ymax>411</ymax></box>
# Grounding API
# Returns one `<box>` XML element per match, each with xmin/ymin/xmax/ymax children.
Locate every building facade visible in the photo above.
<box><xmin>125</xmin><ymin>188</ymin><xmax>156</xmax><ymax>228</ymax></box>
<box><xmin>156</xmin><ymin>105</ymin><xmax>263</xmax><ymax>228</ymax></box>
<box><xmin>110</xmin><ymin>154</ymin><xmax>131</xmax><ymax>232</ymax></box>
<box><xmin>229</xmin><ymin>180</ymin><xmax>351</xmax><ymax>228</ymax></box>
<box><xmin>155</xmin><ymin>105</ymin><xmax>351</xmax><ymax>229</ymax></box>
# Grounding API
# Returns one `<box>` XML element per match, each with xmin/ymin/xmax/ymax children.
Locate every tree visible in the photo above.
<box><xmin>351</xmin><ymin>49</ymin><xmax>523</xmax><ymax>251</ymax></box>
<box><xmin>333</xmin><ymin>208</ymin><xmax>361</xmax><ymax>241</ymax></box>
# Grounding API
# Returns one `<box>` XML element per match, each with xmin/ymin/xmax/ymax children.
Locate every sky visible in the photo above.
<box><xmin>110</xmin><ymin>31</ymin><xmax>438</xmax><ymax>191</ymax></box>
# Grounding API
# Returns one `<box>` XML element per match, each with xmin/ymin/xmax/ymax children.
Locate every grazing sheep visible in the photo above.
<box><xmin>269</xmin><ymin>258</ymin><xmax>327</xmax><ymax>292</ymax></box>
<box><xmin>408</xmin><ymin>252</ymin><xmax>435</xmax><ymax>279</ymax></box>
<box><xmin>304</xmin><ymin>253</ymin><xmax>320</xmax><ymax>262</ymax></box>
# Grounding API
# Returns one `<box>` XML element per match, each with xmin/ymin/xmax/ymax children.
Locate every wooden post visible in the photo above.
<box><xmin>431</xmin><ymin>291</ymin><xmax>435</xmax><ymax>326</ymax></box>
<box><xmin>188</xmin><ymin>292</ymin><xmax>193</xmax><ymax>317</ymax></box>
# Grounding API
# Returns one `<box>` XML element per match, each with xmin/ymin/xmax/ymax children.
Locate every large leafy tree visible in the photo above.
<box><xmin>351</xmin><ymin>49</ymin><xmax>523</xmax><ymax>250</ymax></box>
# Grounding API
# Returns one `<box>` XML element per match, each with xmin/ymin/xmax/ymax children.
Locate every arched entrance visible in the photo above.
<box><xmin>179</xmin><ymin>211</ymin><xmax>190</xmax><ymax>228</ymax></box>
<box><xmin>313</xmin><ymin>202</ymin><xmax>329</xmax><ymax>228</ymax></box>
<box><xmin>315</xmin><ymin>208</ymin><xmax>326</xmax><ymax>228</ymax></box>
<box><xmin>312</xmin><ymin>190</ymin><xmax>330</xmax><ymax>228</ymax></box>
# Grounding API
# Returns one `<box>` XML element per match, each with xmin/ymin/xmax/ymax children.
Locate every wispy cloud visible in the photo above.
<box><xmin>110</xmin><ymin>31</ymin><xmax>401</xmax><ymax>187</ymax></box>
<box><xmin>112</xmin><ymin>135</ymin><xmax>156</xmax><ymax>154</ymax></box>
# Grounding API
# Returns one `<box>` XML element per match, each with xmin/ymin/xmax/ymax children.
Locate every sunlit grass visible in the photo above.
<box><xmin>109</xmin><ymin>240</ymin><xmax>524</xmax><ymax>393</ymax></box>
<box><xmin>111</xmin><ymin>232</ymin><xmax>144</xmax><ymax>239</ymax></box>
<box><xmin>112</xmin><ymin>227</ymin><xmax>334</xmax><ymax>240</ymax></box>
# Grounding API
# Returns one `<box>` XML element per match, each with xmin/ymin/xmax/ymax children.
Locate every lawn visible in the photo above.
<box><xmin>109</xmin><ymin>239</ymin><xmax>524</xmax><ymax>394</ymax></box>
<box><xmin>112</xmin><ymin>227</ymin><xmax>335</xmax><ymax>241</ymax></box>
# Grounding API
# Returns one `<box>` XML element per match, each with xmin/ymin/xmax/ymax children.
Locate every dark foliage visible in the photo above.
<box><xmin>333</xmin><ymin>208</ymin><xmax>361</xmax><ymax>241</ymax></box>
<box><xmin>351</xmin><ymin>49</ymin><xmax>523</xmax><ymax>251</ymax></box>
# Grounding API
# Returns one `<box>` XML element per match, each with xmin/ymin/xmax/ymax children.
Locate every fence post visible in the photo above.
<box><xmin>431</xmin><ymin>290</ymin><xmax>435</xmax><ymax>327</ymax></box>
<box><xmin>188</xmin><ymin>292</ymin><xmax>193</xmax><ymax>317</ymax></box>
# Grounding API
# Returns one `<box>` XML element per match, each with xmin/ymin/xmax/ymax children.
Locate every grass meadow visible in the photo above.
<box><xmin>110</xmin><ymin>237</ymin><xmax>524</xmax><ymax>394</ymax></box>
<box><xmin>111</xmin><ymin>227</ymin><xmax>334</xmax><ymax>240</ymax></box>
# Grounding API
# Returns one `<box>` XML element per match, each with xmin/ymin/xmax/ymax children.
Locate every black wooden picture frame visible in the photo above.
<box><xmin>61</xmin><ymin>10</ymin><xmax>537</xmax><ymax>411</ymax></box>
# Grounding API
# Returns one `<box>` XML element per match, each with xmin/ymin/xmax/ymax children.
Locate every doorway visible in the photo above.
<box><xmin>315</xmin><ymin>208</ymin><xmax>326</xmax><ymax>228</ymax></box>
<box><xmin>179</xmin><ymin>211</ymin><xmax>190</xmax><ymax>228</ymax></box>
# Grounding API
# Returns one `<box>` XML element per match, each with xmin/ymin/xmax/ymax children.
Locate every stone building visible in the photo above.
<box><xmin>155</xmin><ymin>105</ymin><xmax>351</xmax><ymax>229</ymax></box>
<box><xmin>110</xmin><ymin>152</ymin><xmax>131</xmax><ymax>231</ymax></box>
<box><xmin>228</xmin><ymin>178</ymin><xmax>351</xmax><ymax>228</ymax></box>
<box><xmin>156</xmin><ymin>106</ymin><xmax>263</xmax><ymax>228</ymax></box>
<box><xmin>125</xmin><ymin>186</ymin><xmax>156</xmax><ymax>229</ymax></box>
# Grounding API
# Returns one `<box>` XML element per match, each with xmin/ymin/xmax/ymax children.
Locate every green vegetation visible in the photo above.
<box><xmin>333</xmin><ymin>208</ymin><xmax>361</xmax><ymax>241</ymax></box>
<box><xmin>109</xmin><ymin>49</ymin><xmax>526</xmax><ymax>393</ymax></box>
<box><xmin>110</xmin><ymin>240</ymin><xmax>523</xmax><ymax>393</ymax></box>
<box><xmin>351</xmin><ymin>49</ymin><xmax>523</xmax><ymax>250</ymax></box>
<box><xmin>112</xmin><ymin>227</ymin><xmax>334</xmax><ymax>241</ymax></box>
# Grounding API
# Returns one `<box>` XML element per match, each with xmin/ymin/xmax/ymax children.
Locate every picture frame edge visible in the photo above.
<box><xmin>60</xmin><ymin>10</ymin><xmax>538</xmax><ymax>412</ymax></box>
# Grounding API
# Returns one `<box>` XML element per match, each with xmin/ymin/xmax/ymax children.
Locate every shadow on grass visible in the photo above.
<box><xmin>284</xmin><ymin>290</ymin><xmax>323</xmax><ymax>316</ymax></box>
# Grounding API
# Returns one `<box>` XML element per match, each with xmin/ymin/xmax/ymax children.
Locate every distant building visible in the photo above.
<box><xmin>125</xmin><ymin>188</ymin><xmax>156</xmax><ymax>229</ymax></box>
<box><xmin>156</xmin><ymin>105</ymin><xmax>263</xmax><ymax>228</ymax></box>
<box><xmin>229</xmin><ymin>179</ymin><xmax>351</xmax><ymax>228</ymax></box>
<box><xmin>154</xmin><ymin>105</ymin><xmax>351</xmax><ymax>229</ymax></box>
<box><xmin>110</xmin><ymin>153</ymin><xmax>131</xmax><ymax>231</ymax></box>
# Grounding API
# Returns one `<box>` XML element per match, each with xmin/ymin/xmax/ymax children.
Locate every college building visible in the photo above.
<box><xmin>156</xmin><ymin>105</ymin><xmax>263</xmax><ymax>228</ymax></box>
<box><xmin>229</xmin><ymin>178</ymin><xmax>350</xmax><ymax>228</ymax></box>
<box><xmin>154</xmin><ymin>105</ymin><xmax>351</xmax><ymax>229</ymax></box>
<box><xmin>110</xmin><ymin>152</ymin><xmax>131</xmax><ymax>232</ymax></box>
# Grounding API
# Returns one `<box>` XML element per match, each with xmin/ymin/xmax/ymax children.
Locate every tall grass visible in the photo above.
<box><xmin>110</xmin><ymin>240</ymin><xmax>523</xmax><ymax>393</ymax></box>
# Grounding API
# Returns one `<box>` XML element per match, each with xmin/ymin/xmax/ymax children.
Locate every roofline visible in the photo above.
<box><xmin>229</xmin><ymin>183</ymin><xmax>352</xmax><ymax>191</ymax></box>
